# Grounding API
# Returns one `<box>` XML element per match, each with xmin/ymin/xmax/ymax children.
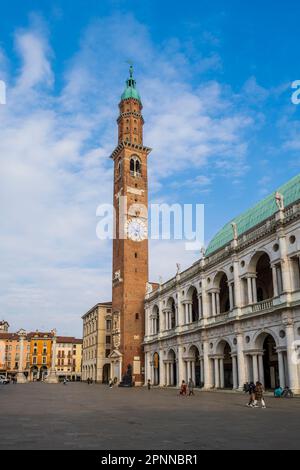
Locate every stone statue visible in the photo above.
<box><xmin>275</xmin><ymin>191</ymin><xmax>284</xmax><ymax>211</ymax></box>
<box><xmin>146</xmin><ymin>282</ymin><xmax>153</xmax><ymax>295</ymax></box>
<box><xmin>176</xmin><ymin>263</ymin><xmax>181</xmax><ymax>275</ymax></box>
<box><xmin>231</xmin><ymin>222</ymin><xmax>238</xmax><ymax>241</ymax></box>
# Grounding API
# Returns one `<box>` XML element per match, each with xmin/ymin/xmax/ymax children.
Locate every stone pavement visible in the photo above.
<box><xmin>0</xmin><ymin>382</ymin><xmax>299</xmax><ymax>450</ymax></box>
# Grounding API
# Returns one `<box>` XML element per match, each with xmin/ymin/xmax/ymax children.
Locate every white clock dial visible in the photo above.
<box><xmin>126</xmin><ymin>218</ymin><xmax>147</xmax><ymax>242</ymax></box>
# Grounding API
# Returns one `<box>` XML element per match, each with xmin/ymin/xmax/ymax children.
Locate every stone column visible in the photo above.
<box><xmin>278</xmin><ymin>230</ymin><xmax>292</xmax><ymax>294</ymax></box>
<box><xmin>177</xmin><ymin>291</ymin><xmax>184</xmax><ymax>326</ymax></box>
<box><xmin>285</xmin><ymin>321</ymin><xmax>300</xmax><ymax>393</ymax></box>
<box><xmin>198</xmin><ymin>294</ymin><xmax>203</xmax><ymax>318</ymax></box>
<box><xmin>232</xmin><ymin>355</ymin><xmax>238</xmax><ymax>389</ymax></box>
<box><xmin>146</xmin><ymin>352</ymin><xmax>152</xmax><ymax>384</ymax></box>
<box><xmin>188</xmin><ymin>303</ymin><xmax>193</xmax><ymax>323</ymax></box>
<box><xmin>159</xmin><ymin>351</ymin><xmax>164</xmax><ymax>386</ymax></box>
<box><xmin>216</xmin><ymin>292</ymin><xmax>221</xmax><ymax>315</ymax></box>
<box><xmin>203</xmin><ymin>341</ymin><xmax>213</xmax><ymax>389</ymax></box>
<box><xmin>278</xmin><ymin>351</ymin><xmax>286</xmax><ymax>389</ymax></box>
<box><xmin>16</xmin><ymin>330</ymin><xmax>27</xmax><ymax>384</ymax></box>
<box><xmin>212</xmin><ymin>293</ymin><xmax>216</xmax><ymax>317</ymax></box>
<box><xmin>229</xmin><ymin>283</ymin><xmax>234</xmax><ymax>311</ymax></box>
<box><xmin>252</xmin><ymin>277</ymin><xmax>258</xmax><ymax>303</ymax></box>
<box><xmin>220</xmin><ymin>358</ymin><xmax>225</xmax><ymax>389</ymax></box>
<box><xmin>258</xmin><ymin>354</ymin><xmax>265</xmax><ymax>387</ymax></box>
<box><xmin>252</xmin><ymin>355</ymin><xmax>259</xmax><ymax>383</ymax></box>
<box><xmin>201</xmin><ymin>278</ymin><xmax>209</xmax><ymax>320</ymax></box>
<box><xmin>233</xmin><ymin>257</ymin><xmax>242</xmax><ymax>309</ymax></box>
<box><xmin>177</xmin><ymin>346</ymin><xmax>185</xmax><ymax>386</ymax></box>
<box><xmin>47</xmin><ymin>335</ymin><xmax>59</xmax><ymax>384</ymax></box>
<box><xmin>236</xmin><ymin>334</ymin><xmax>246</xmax><ymax>389</ymax></box>
<box><xmin>214</xmin><ymin>358</ymin><xmax>220</xmax><ymax>388</ymax></box>
<box><xmin>272</xmin><ymin>265</ymin><xmax>279</xmax><ymax>298</ymax></box>
<box><xmin>247</xmin><ymin>277</ymin><xmax>253</xmax><ymax>304</ymax></box>
<box><xmin>191</xmin><ymin>361</ymin><xmax>196</xmax><ymax>383</ymax></box>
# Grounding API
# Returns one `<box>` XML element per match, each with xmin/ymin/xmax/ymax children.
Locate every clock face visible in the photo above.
<box><xmin>126</xmin><ymin>218</ymin><xmax>148</xmax><ymax>242</ymax></box>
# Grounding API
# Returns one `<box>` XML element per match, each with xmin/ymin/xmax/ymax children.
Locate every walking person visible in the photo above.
<box><xmin>253</xmin><ymin>382</ymin><xmax>266</xmax><ymax>409</ymax></box>
<box><xmin>147</xmin><ymin>379</ymin><xmax>151</xmax><ymax>390</ymax></box>
<box><xmin>179</xmin><ymin>380</ymin><xmax>187</xmax><ymax>396</ymax></box>
<box><xmin>246</xmin><ymin>381</ymin><xmax>256</xmax><ymax>407</ymax></box>
<box><xmin>188</xmin><ymin>378</ymin><xmax>195</xmax><ymax>396</ymax></box>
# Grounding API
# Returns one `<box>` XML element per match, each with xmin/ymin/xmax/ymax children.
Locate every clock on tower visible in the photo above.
<box><xmin>109</xmin><ymin>66</ymin><xmax>151</xmax><ymax>386</ymax></box>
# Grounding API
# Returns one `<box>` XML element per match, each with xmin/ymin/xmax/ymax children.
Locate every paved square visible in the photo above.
<box><xmin>0</xmin><ymin>383</ymin><xmax>300</xmax><ymax>450</ymax></box>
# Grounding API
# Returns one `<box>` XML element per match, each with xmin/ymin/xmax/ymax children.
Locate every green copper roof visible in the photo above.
<box><xmin>121</xmin><ymin>65</ymin><xmax>141</xmax><ymax>102</ymax></box>
<box><xmin>206</xmin><ymin>173</ymin><xmax>300</xmax><ymax>256</ymax></box>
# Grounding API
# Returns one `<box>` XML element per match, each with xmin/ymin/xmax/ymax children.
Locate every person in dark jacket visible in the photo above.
<box><xmin>246</xmin><ymin>382</ymin><xmax>256</xmax><ymax>407</ymax></box>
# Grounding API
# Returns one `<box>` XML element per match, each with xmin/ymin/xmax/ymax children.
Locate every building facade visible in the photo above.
<box><xmin>0</xmin><ymin>331</ymin><xmax>30</xmax><ymax>378</ymax></box>
<box><xmin>82</xmin><ymin>303</ymin><xmax>113</xmax><ymax>382</ymax></box>
<box><xmin>0</xmin><ymin>327</ymin><xmax>82</xmax><ymax>382</ymax></box>
<box><xmin>56</xmin><ymin>337</ymin><xmax>82</xmax><ymax>381</ymax></box>
<box><xmin>144</xmin><ymin>175</ymin><xmax>300</xmax><ymax>394</ymax></box>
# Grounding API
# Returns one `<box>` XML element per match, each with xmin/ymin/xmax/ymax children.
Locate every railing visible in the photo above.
<box><xmin>252</xmin><ymin>299</ymin><xmax>274</xmax><ymax>313</ymax></box>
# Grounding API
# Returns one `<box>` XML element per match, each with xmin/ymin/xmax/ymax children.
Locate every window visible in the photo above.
<box><xmin>130</xmin><ymin>156</ymin><xmax>141</xmax><ymax>177</ymax></box>
<box><xmin>135</xmin><ymin>313</ymin><xmax>139</xmax><ymax>320</ymax></box>
<box><xmin>106</xmin><ymin>336</ymin><xmax>111</xmax><ymax>344</ymax></box>
<box><xmin>42</xmin><ymin>357</ymin><xmax>47</xmax><ymax>365</ymax></box>
<box><xmin>105</xmin><ymin>349</ymin><xmax>110</xmax><ymax>358</ymax></box>
<box><xmin>106</xmin><ymin>319</ymin><xmax>112</xmax><ymax>331</ymax></box>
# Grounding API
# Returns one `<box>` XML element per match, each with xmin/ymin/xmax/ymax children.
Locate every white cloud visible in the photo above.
<box><xmin>0</xmin><ymin>14</ymin><xmax>254</xmax><ymax>336</ymax></box>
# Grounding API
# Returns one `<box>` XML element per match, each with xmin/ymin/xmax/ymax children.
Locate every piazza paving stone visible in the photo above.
<box><xmin>0</xmin><ymin>382</ymin><xmax>300</xmax><ymax>450</ymax></box>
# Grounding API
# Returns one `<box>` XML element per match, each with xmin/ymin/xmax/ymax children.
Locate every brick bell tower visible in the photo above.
<box><xmin>110</xmin><ymin>66</ymin><xmax>151</xmax><ymax>386</ymax></box>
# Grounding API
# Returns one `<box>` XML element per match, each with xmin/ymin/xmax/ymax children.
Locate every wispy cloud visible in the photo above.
<box><xmin>0</xmin><ymin>13</ymin><xmax>255</xmax><ymax>335</ymax></box>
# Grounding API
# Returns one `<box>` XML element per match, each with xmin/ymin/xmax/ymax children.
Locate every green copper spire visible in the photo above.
<box><xmin>121</xmin><ymin>64</ymin><xmax>141</xmax><ymax>102</ymax></box>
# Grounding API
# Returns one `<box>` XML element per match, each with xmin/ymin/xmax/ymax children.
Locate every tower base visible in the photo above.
<box><xmin>46</xmin><ymin>372</ymin><xmax>59</xmax><ymax>384</ymax></box>
<box><xmin>16</xmin><ymin>372</ymin><xmax>27</xmax><ymax>384</ymax></box>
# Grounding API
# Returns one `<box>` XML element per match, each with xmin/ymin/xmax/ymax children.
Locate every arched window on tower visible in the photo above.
<box><xmin>130</xmin><ymin>155</ymin><xmax>141</xmax><ymax>177</ymax></box>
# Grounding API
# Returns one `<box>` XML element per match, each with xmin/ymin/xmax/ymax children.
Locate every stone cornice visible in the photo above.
<box><xmin>110</xmin><ymin>141</ymin><xmax>152</xmax><ymax>160</ymax></box>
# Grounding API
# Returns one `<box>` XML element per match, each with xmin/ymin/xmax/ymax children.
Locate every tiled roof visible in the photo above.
<box><xmin>206</xmin><ymin>173</ymin><xmax>300</xmax><ymax>256</ymax></box>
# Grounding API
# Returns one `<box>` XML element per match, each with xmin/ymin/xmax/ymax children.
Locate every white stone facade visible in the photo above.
<box><xmin>82</xmin><ymin>303</ymin><xmax>113</xmax><ymax>383</ymax></box>
<box><xmin>144</xmin><ymin>202</ymin><xmax>300</xmax><ymax>393</ymax></box>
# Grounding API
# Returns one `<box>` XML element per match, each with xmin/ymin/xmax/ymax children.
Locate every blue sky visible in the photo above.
<box><xmin>1</xmin><ymin>1</ymin><xmax>300</xmax><ymax>335</ymax></box>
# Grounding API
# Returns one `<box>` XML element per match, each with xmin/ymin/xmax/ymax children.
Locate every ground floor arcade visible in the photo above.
<box><xmin>145</xmin><ymin>322</ymin><xmax>300</xmax><ymax>394</ymax></box>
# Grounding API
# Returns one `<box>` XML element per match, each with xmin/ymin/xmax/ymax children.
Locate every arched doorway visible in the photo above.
<box><xmin>219</xmin><ymin>274</ymin><xmax>230</xmax><ymax>313</ymax></box>
<box><xmin>166</xmin><ymin>350</ymin><xmax>177</xmax><ymax>386</ymax></box>
<box><xmin>30</xmin><ymin>366</ymin><xmax>39</xmax><ymax>382</ymax></box>
<box><xmin>40</xmin><ymin>366</ymin><xmax>48</xmax><ymax>381</ymax></box>
<box><xmin>223</xmin><ymin>343</ymin><xmax>233</xmax><ymax>389</ymax></box>
<box><xmin>186</xmin><ymin>287</ymin><xmax>199</xmax><ymax>323</ymax></box>
<box><xmin>217</xmin><ymin>340</ymin><xmax>233</xmax><ymax>389</ymax></box>
<box><xmin>249</xmin><ymin>252</ymin><xmax>274</xmax><ymax>303</ymax></box>
<box><xmin>153</xmin><ymin>352</ymin><xmax>160</xmax><ymax>385</ymax></box>
<box><xmin>168</xmin><ymin>298</ymin><xmax>176</xmax><ymax>329</ymax></box>
<box><xmin>102</xmin><ymin>364</ymin><xmax>110</xmax><ymax>384</ymax></box>
<box><xmin>256</xmin><ymin>253</ymin><xmax>274</xmax><ymax>301</ymax></box>
<box><xmin>263</xmin><ymin>335</ymin><xmax>279</xmax><ymax>389</ymax></box>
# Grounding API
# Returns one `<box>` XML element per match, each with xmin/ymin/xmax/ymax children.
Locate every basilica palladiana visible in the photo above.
<box><xmin>144</xmin><ymin>175</ymin><xmax>300</xmax><ymax>393</ymax></box>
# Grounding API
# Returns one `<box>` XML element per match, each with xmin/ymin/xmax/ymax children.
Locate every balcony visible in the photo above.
<box><xmin>252</xmin><ymin>298</ymin><xmax>274</xmax><ymax>313</ymax></box>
